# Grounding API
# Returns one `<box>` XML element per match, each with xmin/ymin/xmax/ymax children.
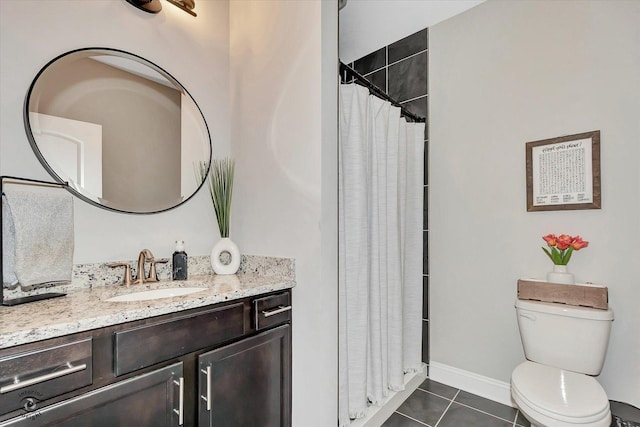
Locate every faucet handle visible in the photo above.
<box><xmin>107</xmin><ymin>262</ymin><xmax>133</xmax><ymax>286</ymax></box>
<box><xmin>147</xmin><ymin>258</ymin><xmax>169</xmax><ymax>283</ymax></box>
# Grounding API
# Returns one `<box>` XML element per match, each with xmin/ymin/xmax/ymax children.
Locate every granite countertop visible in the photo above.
<box><xmin>0</xmin><ymin>272</ymin><xmax>295</xmax><ymax>350</ymax></box>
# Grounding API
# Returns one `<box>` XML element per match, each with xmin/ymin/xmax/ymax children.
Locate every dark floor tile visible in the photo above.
<box><xmin>354</xmin><ymin>47</ymin><xmax>386</xmax><ymax>75</ymax></box>
<box><xmin>388</xmin><ymin>52</ymin><xmax>427</xmax><ymax>102</ymax></box>
<box><xmin>396</xmin><ymin>389</ymin><xmax>449</xmax><ymax>426</ymax></box>
<box><xmin>454</xmin><ymin>390</ymin><xmax>518</xmax><ymax>422</ymax></box>
<box><xmin>365</xmin><ymin>68</ymin><xmax>386</xmax><ymax>93</ymax></box>
<box><xmin>381</xmin><ymin>412</ymin><xmax>428</xmax><ymax>427</ymax></box>
<box><xmin>389</xmin><ymin>29</ymin><xmax>428</xmax><ymax>64</ymax></box>
<box><xmin>417</xmin><ymin>379</ymin><xmax>458</xmax><ymax>400</ymax></box>
<box><xmin>438</xmin><ymin>403</ymin><xmax>513</xmax><ymax>427</ymax></box>
<box><xmin>516</xmin><ymin>410</ymin><xmax>531</xmax><ymax>426</ymax></box>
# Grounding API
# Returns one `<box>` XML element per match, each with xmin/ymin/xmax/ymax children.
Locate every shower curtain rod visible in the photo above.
<box><xmin>339</xmin><ymin>61</ymin><xmax>426</xmax><ymax>123</ymax></box>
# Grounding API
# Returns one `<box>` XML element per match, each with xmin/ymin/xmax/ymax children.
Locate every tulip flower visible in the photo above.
<box><xmin>542</xmin><ymin>234</ymin><xmax>557</xmax><ymax>246</ymax></box>
<box><xmin>542</xmin><ymin>234</ymin><xmax>589</xmax><ymax>265</ymax></box>
<box><xmin>571</xmin><ymin>236</ymin><xmax>589</xmax><ymax>250</ymax></box>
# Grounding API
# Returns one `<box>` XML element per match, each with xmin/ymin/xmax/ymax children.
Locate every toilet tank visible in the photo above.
<box><xmin>515</xmin><ymin>299</ymin><xmax>614</xmax><ymax>375</ymax></box>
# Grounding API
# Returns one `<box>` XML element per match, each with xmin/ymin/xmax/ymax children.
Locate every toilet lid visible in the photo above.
<box><xmin>512</xmin><ymin>362</ymin><xmax>610</xmax><ymax>422</ymax></box>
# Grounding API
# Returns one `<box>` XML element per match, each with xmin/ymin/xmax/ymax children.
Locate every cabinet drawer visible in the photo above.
<box><xmin>0</xmin><ymin>362</ymin><xmax>183</xmax><ymax>427</ymax></box>
<box><xmin>253</xmin><ymin>292</ymin><xmax>291</xmax><ymax>331</ymax></box>
<box><xmin>114</xmin><ymin>303</ymin><xmax>245</xmax><ymax>376</ymax></box>
<box><xmin>0</xmin><ymin>338</ymin><xmax>92</xmax><ymax>416</ymax></box>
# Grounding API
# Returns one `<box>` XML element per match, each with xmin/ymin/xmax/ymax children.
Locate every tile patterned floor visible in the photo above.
<box><xmin>382</xmin><ymin>379</ymin><xmax>531</xmax><ymax>427</ymax></box>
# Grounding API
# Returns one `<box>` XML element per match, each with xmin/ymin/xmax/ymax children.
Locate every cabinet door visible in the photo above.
<box><xmin>0</xmin><ymin>362</ymin><xmax>184</xmax><ymax>427</ymax></box>
<box><xmin>198</xmin><ymin>324</ymin><xmax>291</xmax><ymax>427</ymax></box>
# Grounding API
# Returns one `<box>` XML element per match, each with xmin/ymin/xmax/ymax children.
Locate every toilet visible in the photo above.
<box><xmin>511</xmin><ymin>299</ymin><xmax>614</xmax><ymax>427</ymax></box>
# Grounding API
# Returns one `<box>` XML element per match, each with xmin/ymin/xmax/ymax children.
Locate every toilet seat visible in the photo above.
<box><xmin>511</xmin><ymin>362</ymin><xmax>611</xmax><ymax>426</ymax></box>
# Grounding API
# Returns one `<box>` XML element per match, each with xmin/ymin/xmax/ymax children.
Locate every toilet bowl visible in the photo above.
<box><xmin>511</xmin><ymin>299</ymin><xmax>614</xmax><ymax>427</ymax></box>
<box><xmin>511</xmin><ymin>361</ymin><xmax>611</xmax><ymax>427</ymax></box>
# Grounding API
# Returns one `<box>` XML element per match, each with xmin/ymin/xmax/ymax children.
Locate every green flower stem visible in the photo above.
<box><xmin>541</xmin><ymin>246</ymin><xmax>573</xmax><ymax>265</ymax></box>
<box><xmin>561</xmin><ymin>246</ymin><xmax>574</xmax><ymax>264</ymax></box>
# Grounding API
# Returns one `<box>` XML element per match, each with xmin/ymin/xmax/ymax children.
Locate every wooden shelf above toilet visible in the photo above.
<box><xmin>517</xmin><ymin>279</ymin><xmax>608</xmax><ymax>310</ymax></box>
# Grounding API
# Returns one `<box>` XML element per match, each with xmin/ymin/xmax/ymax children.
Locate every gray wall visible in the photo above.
<box><xmin>430</xmin><ymin>0</ymin><xmax>640</xmax><ymax>406</ymax></box>
<box><xmin>229</xmin><ymin>1</ymin><xmax>338</xmax><ymax>424</ymax></box>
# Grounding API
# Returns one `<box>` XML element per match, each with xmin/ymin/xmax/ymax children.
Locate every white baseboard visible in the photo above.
<box><xmin>349</xmin><ymin>364</ymin><xmax>428</xmax><ymax>427</ymax></box>
<box><xmin>428</xmin><ymin>361</ymin><xmax>515</xmax><ymax>408</ymax></box>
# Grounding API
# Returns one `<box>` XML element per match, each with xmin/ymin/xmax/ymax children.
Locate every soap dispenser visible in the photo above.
<box><xmin>172</xmin><ymin>240</ymin><xmax>188</xmax><ymax>280</ymax></box>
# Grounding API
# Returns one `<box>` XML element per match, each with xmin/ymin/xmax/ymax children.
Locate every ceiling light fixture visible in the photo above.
<box><xmin>165</xmin><ymin>0</ymin><xmax>197</xmax><ymax>17</ymax></box>
<box><xmin>125</xmin><ymin>0</ymin><xmax>162</xmax><ymax>14</ymax></box>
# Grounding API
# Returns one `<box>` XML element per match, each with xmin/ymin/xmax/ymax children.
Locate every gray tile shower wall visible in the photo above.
<box><xmin>389</xmin><ymin>29</ymin><xmax>428</xmax><ymax>63</ymax></box>
<box><xmin>349</xmin><ymin>28</ymin><xmax>429</xmax><ymax>365</ymax></box>
<box><xmin>388</xmin><ymin>52</ymin><xmax>427</xmax><ymax>102</ymax></box>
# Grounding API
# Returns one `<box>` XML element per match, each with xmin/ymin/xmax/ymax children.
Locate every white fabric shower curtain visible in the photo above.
<box><xmin>338</xmin><ymin>83</ymin><xmax>424</xmax><ymax>426</ymax></box>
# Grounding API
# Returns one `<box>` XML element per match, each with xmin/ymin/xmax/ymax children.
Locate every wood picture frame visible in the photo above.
<box><xmin>526</xmin><ymin>130</ymin><xmax>601</xmax><ymax>212</ymax></box>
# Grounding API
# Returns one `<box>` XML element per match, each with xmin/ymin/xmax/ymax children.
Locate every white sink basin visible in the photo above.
<box><xmin>106</xmin><ymin>287</ymin><xmax>207</xmax><ymax>302</ymax></box>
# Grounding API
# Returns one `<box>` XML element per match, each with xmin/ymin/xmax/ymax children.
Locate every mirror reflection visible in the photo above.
<box><xmin>24</xmin><ymin>48</ymin><xmax>211</xmax><ymax>214</ymax></box>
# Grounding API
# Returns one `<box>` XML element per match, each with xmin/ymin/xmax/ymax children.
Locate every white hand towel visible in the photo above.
<box><xmin>2</xmin><ymin>195</ymin><xmax>18</xmax><ymax>287</ymax></box>
<box><xmin>2</xmin><ymin>188</ymin><xmax>74</xmax><ymax>288</ymax></box>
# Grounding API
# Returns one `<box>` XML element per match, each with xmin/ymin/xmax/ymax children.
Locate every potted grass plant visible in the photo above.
<box><xmin>197</xmin><ymin>158</ymin><xmax>240</xmax><ymax>275</ymax></box>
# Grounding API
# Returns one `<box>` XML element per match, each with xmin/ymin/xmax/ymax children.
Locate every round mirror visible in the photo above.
<box><xmin>24</xmin><ymin>47</ymin><xmax>212</xmax><ymax>214</ymax></box>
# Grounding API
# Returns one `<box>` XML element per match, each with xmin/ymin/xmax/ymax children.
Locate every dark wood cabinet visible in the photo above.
<box><xmin>198</xmin><ymin>324</ymin><xmax>291</xmax><ymax>427</ymax></box>
<box><xmin>0</xmin><ymin>362</ymin><xmax>183</xmax><ymax>426</ymax></box>
<box><xmin>0</xmin><ymin>338</ymin><xmax>93</xmax><ymax>416</ymax></box>
<box><xmin>0</xmin><ymin>290</ymin><xmax>292</xmax><ymax>427</ymax></box>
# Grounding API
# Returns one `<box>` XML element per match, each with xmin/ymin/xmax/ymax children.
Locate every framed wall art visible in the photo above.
<box><xmin>526</xmin><ymin>130</ymin><xmax>601</xmax><ymax>212</ymax></box>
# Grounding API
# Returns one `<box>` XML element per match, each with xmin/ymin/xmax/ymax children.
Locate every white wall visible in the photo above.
<box><xmin>229</xmin><ymin>1</ymin><xmax>338</xmax><ymax>425</ymax></box>
<box><xmin>339</xmin><ymin>0</ymin><xmax>484</xmax><ymax>63</ymax></box>
<box><xmin>430</xmin><ymin>0</ymin><xmax>640</xmax><ymax>406</ymax></box>
<box><xmin>0</xmin><ymin>0</ymin><xmax>230</xmax><ymax>262</ymax></box>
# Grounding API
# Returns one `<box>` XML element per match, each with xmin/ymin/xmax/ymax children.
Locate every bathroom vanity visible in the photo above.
<box><xmin>0</xmin><ymin>272</ymin><xmax>293</xmax><ymax>426</ymax></box>
<box><xmin>1</xmin><ymin>43</ymin><xmax>294</xmax><ymax>426</ymax></box>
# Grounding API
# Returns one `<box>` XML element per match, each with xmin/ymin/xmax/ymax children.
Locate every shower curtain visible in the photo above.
<box><xmin>338</xmin><ymin>83</ymin><xmax>424</xmax><ymax>425</ymax></box>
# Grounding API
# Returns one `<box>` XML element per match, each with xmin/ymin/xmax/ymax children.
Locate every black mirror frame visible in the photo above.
<box><xmin>23</xmin><ymin>47</ymin><xmax>212</xmax><ymax>215</ymax></box>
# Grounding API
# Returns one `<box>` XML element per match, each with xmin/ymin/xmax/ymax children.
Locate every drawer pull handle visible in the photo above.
<box><xmin>199</xmin><ymin>367</ymin><xmax>212</xmax><ymax>410</ymax></box>
<box><xmin>206</xmin><ymin>366</ymin><xmax>212</xmax><ymax>411</ymax></box>
<box><xmin>0</xmin><ymin>362</ymin><xmax>87</xmax><ymax>394</ymax></box>
<box><xmin>262</xmin><ymin>305</ymin><xmax>292</xmax><ymax>318</ymax></box>
<box><xmin>173</xmin><ymin>377</ymin><xmax>184</xmax><ymax>425</ymax></box>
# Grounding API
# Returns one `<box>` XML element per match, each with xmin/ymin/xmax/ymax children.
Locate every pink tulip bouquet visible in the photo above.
<box><xmin>542</xmin><ymin>234</ymin><xmax>589</xmax><ymax>265</ymax></box>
